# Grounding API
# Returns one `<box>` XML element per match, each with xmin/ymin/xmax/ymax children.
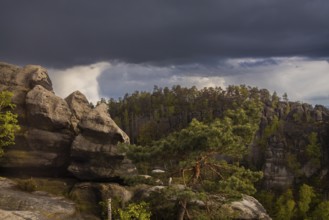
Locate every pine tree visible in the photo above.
<box><xmin>121</xmin><ymin>98</ymin><xmax>263</xmax><ymax>219</ymax></box>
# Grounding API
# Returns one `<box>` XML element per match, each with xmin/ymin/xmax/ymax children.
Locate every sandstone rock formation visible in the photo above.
<box><xmin>0</xmin><ymin>62</ymin><xmax>134</xmax><ymax>180</ymax></box>
<box><xmin>0</xmin><ymin>177</ymin><xmax>78</xmax><ymax>220</ymax></box>
<box><xmin>65</xmin><ymin>90</ymin><xmax>92</xmax><ymax>133</ymax></box>
<box><xmin>229</xmin><ymin>195</ymin><xmax>271</xmax><ymax>220</ymax></box>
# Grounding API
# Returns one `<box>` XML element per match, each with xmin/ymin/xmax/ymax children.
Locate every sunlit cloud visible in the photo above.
<box><xmin>48</xmin><ymin>62</ymin><xmax>111</xmax><ymax>104</ymax></box>
<box><xmin>225</xmin><ymin>57</ymin><xmax>329</xmax><ymax>105</ymax></box>
<box><xmin>47</xmin><ymin>57</ymin><xmax>329</xmax><ymax>106</ymax></box>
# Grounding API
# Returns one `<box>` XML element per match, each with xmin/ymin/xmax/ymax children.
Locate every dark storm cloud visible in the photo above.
<box><xmin>1</xmin><ymin>0</ymin><xmax>329</xmax><ymax>67</ymax></box>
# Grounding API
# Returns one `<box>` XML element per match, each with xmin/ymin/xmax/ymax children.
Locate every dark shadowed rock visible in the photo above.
<box><xmin>0</xmin><ymin>128</ymin><xmax>74</xmax><ymax>170</ymax></box>
<box><xmin>68</xmin><ymin>135</ymin><xmax>136</xmax><ymax>180</ymax></box>
<box><xmin>70</xmin><ymin>182</ymin><xmax>132</xmax><ymax>215</ymax></box>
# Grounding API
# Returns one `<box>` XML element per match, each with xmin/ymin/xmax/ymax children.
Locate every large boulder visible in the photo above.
<box><xmin>229</xmin><ymin>195</ymin><xmax>271</xmax><ymax>220</ymax></box>
<box><xmin>68</xmin><ymin>104</ymin><xmax>135</xmax><ymax>180</ymax></box>
<box><xmin>0</xmin><ymin>63</ymin><xmax>53</xmax><ymax>119</ymax></box>
<box><xmin>65</xmin><ymin>91</ymin><xmax>92</xmax><ymax>133</ymax></box>
<box><xmin>26</xmin><ymin>85</ymin><xmax>72</xmax><ymax>131</ymax></box>
<box><xmin>78</xmin><ymin>103</ymin><xmax>129</xmax><ymax>143</ymax></box>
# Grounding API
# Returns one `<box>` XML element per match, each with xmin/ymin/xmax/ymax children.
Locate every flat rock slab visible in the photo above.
<box><xmin>0</xmin><ymin>209</ymin><xmax>43</xmax><ymax>220</ymax></box>
<box><xmin>0</xmin><ymin>178</ymin><xmax>78</xmax><ymax>220</ymax></box>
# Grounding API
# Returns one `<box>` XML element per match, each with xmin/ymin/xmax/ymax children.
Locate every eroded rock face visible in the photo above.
<box><xmin>78</xmin><ymin>103</ymin><xmax>129</xmax><ymax>143</ymax></box>
<box><xmin>65</xmin><ymin>91</ymin><xmax>92</xmax><ymax>133</ymax></box>
<box><xmin>0</xmin><ymin>62</ymin><xmax>134</xmax><ymax>180</ymax></box>
<box><xmin>263</xmin><ymin>135</ymin><xmax>294</xmax><ymax>188</ymax></box>
<box><xmin>68</xmin><ymin>104</ymin><xmax>135</xmax><ymax>180</ymax></box>
<box><xmin>26</xmin><ymin>85</ymin><xmax>72</xmax><ymax>131</ymax></box>
<box><xmin>256</xmin><ymin>101</ymin><xmax>329</xmax><ymax>189</ymax></box>
<box><xmin>0</xmin><ymin>63</ymin><xmax>53</xmax><ymax>119</ymax></box>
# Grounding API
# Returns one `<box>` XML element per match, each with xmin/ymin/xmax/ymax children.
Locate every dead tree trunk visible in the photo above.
<box><xmin>177</xmin><ymin>200</ymin><xmax>187</xmax><ymax>220</ymax></box>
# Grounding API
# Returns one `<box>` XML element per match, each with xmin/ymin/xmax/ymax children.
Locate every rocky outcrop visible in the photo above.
<box><xmin>229</xmin><ymin>195</ymin><xmax>271</xmax><ymax>220</ymax></box>
<box><xmin>0</xmin><ymin>177</ymin><xmax>78</xmax><ymax>220</ymax></box>
<box><xmin>68</xmin><ymin>135</ymin><xmax>136</xmax><ymax>180</ymax></box>
<box><xmin>68</xmin><ymin>103</ymin><xmax>135</xmax><ymax>180</ymax></box>
<box><xmin>78</xmin><ymin>103</ymin><xmax>129</xmax><ymax>143</ymax></box>
<box><xmin>0</xmin><ymin>62</ymin><xmax>134</xmax><ymax>180</ymax></box>
<box><xmin>26</xmin><ymin>85</ymin><xmax>72</xmax><ymax>131</ymax></box>
<box><xmin>263</xmin><ymin>135</ymin><xmax>294</xmax><ymax>188</ymax></box>
<box><xmin>255</xmin><ymin>101</ymin><xmax>329</xmax><ymax>189</ymax></box>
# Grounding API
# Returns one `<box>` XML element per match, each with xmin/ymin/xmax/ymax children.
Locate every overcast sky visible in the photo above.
<box><xmin>1</xmin><ymin>0</ymin><xmax>329</xmax><ymax>105</ymax></box>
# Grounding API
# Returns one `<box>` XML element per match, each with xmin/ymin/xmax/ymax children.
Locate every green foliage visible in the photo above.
<box><xmin>298</xmin><ymin>184</ymin><xmax>316</xmax><ymax>218</ymax></box>
<box><xmin>217</xmin><ymin>164</ymin><xmax>263</xmax><ymax>196</ymax></box>
<box><xmin>274</xmin><ymin>189</ymin><xmax>296</xmax><ymax>220</ymax></box>
<box><xmin>265</xmin><ymin>184</ymin><xmax>323</xmax><ymax>220</ymax></box>
<box><xmin>146</xmin><ymin>186</ymin><xmax>207</xmax><ymax>219</ymax></box>
<box><xmin>115</xmin><ymin>202</ymin><xmax>151</xmax><ymax>220</ymax></box>
<box><xmin>16</xmin><ymin>177</ymin><xmax>38</xmax><ymax>192</ymax></box>
<box><xmin>285</xmin><ymin>152</ymin><xmax>301</xmax><ymax>175</ymax></box>
<box><xmin>292</xmin><ymin>112</ymin><xmax>303</xmax><ymax>123</ymax></box>
<box><xmin>271</xmin><ymin>91</ymin><xmax>280</xmax><ymax>108</ymax></box>
<box><xmin>98</xmin><ymin>200</ymin><xmax>108</xmax><ymax>219</ymax></box>
<box><xmin>282</xmin><ymin>92</ymin><xmax>289</xmax><ymax>102</ymax></box>
<box><xmin>305</xmin><ymin>132</ymin><xmax>321</xmax><ymax>168</ymax></box>
<box><xmin>255</xmin><ymin>190</ymin><xmax>276</xmax><ymax>217</ymax></box>
<box><xmin>310</xmin><ymin>201</ymin><xmax>329</xmax><ymax>220</ymax></box>
<box><xmin>123</xmin><ymin>175</ymin><xmax>157</xmax><ymax>186</ymax></box>
<box><xmin>262</xmin><ymin>116</ymin><xmax>282</xmax><ymax>143</ymax></box>
<box><xmin>0</xmin><ymin>91</ymin><xmax>20</xmax><ymax>156</ymax></box>
<box><xmin>99</xmin><ymin>197</ymin><xmax>123</xmax><ymax>219</ymax></box>
<box><xmin>19</xmin><ymin>178</ymin><xmax>76</xmax><ymax>197</ymax></box>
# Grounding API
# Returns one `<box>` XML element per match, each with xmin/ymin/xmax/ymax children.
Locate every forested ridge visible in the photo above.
<box><xmin>107</xmin><ymin>85</ymin><xmax>268</xmax><ymax>144</ymax></box>
<box><xmin>106</xmin><ymin>84</ymin><xmax>329</xmax><ymax>219</ymax></box>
